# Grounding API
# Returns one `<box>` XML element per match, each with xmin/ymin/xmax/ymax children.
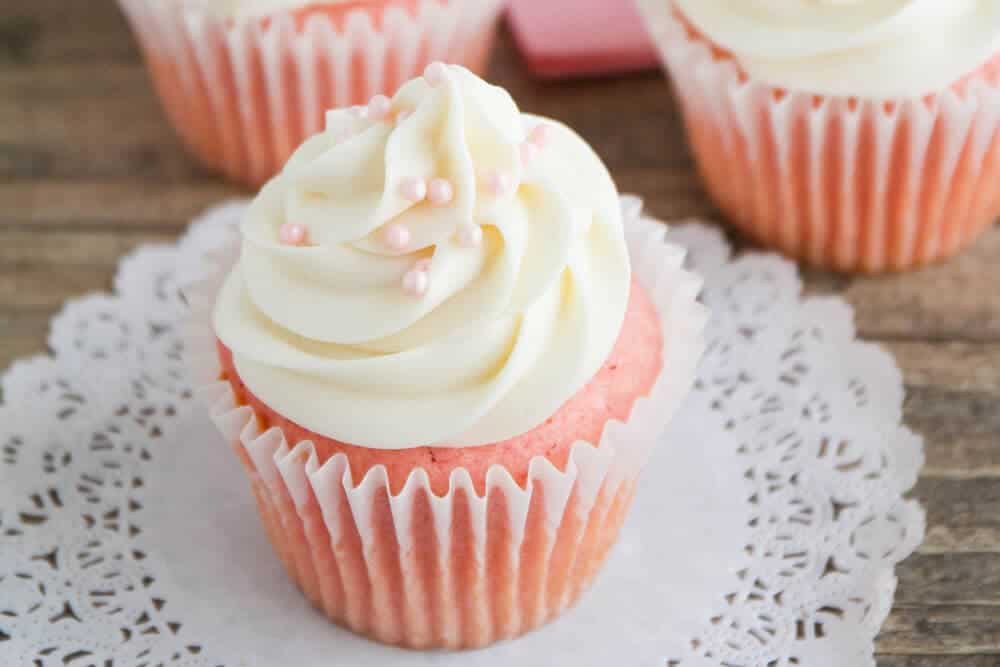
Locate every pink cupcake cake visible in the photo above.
<box><xmin>117</xmin><ymin>0</ymin><xmax>506</xmax><ymax>187</ymax></box>
<box><xmin>637</xmin><ymin>0</ymin><xmax>1000</xmax><ymax>272</ymax></box>
<box><xmin>186</xmin><ymin>65</ymin><xmax>704</xmax><ymax>649</ymax></box>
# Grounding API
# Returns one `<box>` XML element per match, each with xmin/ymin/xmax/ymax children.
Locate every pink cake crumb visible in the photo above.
<box><xmin>218</xmin><ymin>279</ymin><xmax>664</xmax><ymax>496</ymax></box>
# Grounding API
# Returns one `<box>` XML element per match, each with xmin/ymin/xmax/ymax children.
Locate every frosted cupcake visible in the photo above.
<box><xmin>117</xmin><ymin>0</ymin><xmax>506</xmax><ymax>187</ymax></box>
<box><xmin>185</xmin><ymin>65</ymin><xmax>705</xmax><ymax>649</ymax></box>
<box><xmin>636</xmin><ymin>1</ymin><xmax>1000</xmax><ymax>272</ymax></box>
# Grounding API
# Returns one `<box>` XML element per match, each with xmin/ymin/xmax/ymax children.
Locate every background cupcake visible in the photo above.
<box><xmin>636</xmin><ymin>0</ymin><xmax>1000</xmax><ymax>273</ymax></box>
<box><xmin>185</xmin><ymin>66</ymin><xmax>705</xmax><ymax>649</ymax></box>
<box><xmin>118</xmin><ymin>0</ymin><xmax>506</xmax><ymax>188</ymax></box>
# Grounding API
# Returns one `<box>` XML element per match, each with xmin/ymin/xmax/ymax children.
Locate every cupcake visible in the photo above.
<box><xmin>117</xmin><ymin>0</ymin><xmax>506</xmax><ymax>188</ymax></box>
<box><xmin>185</xmin><ymin>65</ymin><xmax>705</xmax><ymax>649</ymax></box>
<box><xmin>636</xmin><ymin>0</ymin><xmax>1000</xmax><ymax>272</ymax></box>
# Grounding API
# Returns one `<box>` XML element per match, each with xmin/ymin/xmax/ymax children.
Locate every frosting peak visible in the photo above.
<box><xmin>675</xmin><ymin>0</ymin><xmax>1000</xmax><ymax>98</ymax></box>
<box><xmin>214</xmin><ymin>65</ymin><xmax>631</xmax><ymax>449</ymax></box>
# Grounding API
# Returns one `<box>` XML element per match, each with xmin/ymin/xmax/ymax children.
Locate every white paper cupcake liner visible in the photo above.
<box><xmin>117</xmin><ymin>0</ymin><xmax>506</xmax><ymax>187</ymax></box>
<box><xmin>182</xmin><ymin>197</ymin><xmax>707</xmax><ymax>649</ymax></box>
<box><xmin>636</xmin><ymin>0</ymin><xmax>1000</xmax><ymax>272</ymax></box>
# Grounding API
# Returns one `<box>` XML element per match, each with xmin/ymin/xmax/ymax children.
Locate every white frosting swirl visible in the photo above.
<box><xmin>675</xmin><ymin>0</ymin><xmax>1000</xmax><ymax>98</ymax></box>
<box><xmin>213</xmin><ymin>66</ymin><xmax>631</xmax><ymax>449</ymax></box>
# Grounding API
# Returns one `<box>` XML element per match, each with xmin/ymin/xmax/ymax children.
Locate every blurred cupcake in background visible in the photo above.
<box><xmin>118</xmin><ymin>0</ymin><xmax>506</xmax><ymax>187</ymax></box>
<box><xmin>636</xmin><ymin>0</ymin><xmax>1000</xmax><ymax>272</ymax></box>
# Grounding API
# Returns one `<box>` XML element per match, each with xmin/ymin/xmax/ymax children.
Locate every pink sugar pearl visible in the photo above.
<box><xmin>484</xmin><ymin>170</ymin><xmax>512</xmax><ymax>197</ymax></box>
<box><xmin>529</xmin><ymin>124</ymin><xmax>554</xmax><ymax>148</ymax></box>
<box><xmin>382</xmin><ymin>223</ymin><xmax>411</xmax><ymax>250</ymax></box>
<box><xmin>367</xmin><ymin>94</ymin><xmax>392</xmax><ymax>121</ymax></box>
<box><xmin>428</xmin><ymin>178</ymin><xmax>454</xmax><ymax>205</ymax></box>
<box><xmin>424</xmin><ymin>61</ymin><xmax>449</xmax><ymax>87</ymax></box>
<box><xmin>520</xmin><ymin>141</ymin><xmax>540</xmax><ymax>165</ymax></box>
<box><xmin>278</xmin><ymin>223</ymin><xmax>307</xmax><ymax>246</ymax></box>
<box><xmin>399</xmin><ymin>176</ymin><xmax>428</xmax><ymax>202</ymax></box>
<box><xmin>457</xmin><ymin>222</ymin><xmax>483</xmax><ymax>248</ymax></box>
<box><xmin>402</xmin><ymin>269</ymin><xmax>429</xmax><ymax>297</ymax></box>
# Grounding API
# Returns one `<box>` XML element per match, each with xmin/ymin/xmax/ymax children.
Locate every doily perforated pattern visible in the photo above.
<box><xmin>662</xmin><ymin>225</ymin><xmax>924</xmax><ymax>667</ymax></box>
<box><xmin>0</xmin><ymin>200</ymin><xmax>923</xmax><ymax>666</ymax></box>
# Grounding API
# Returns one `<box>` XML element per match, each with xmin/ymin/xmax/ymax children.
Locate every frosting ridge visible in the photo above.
<box><xmin>213</xmin><ymin>65</ymin><xmax>631</xmax><ymax>449</ymax></box>
<box><xmin>674</xmin><ymin>0</ymin><xmax>1000</xmax><ymax>98</ymax></box>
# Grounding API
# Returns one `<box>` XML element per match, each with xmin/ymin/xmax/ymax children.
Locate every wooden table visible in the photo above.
<box><xmin>2</xmin><ymin>2</ymin><xmax>998</xmax><ymax>664</ymax></box>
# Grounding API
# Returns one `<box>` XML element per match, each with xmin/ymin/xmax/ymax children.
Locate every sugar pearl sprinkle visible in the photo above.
<box><xmin>529</xmin><ymin>124</ymin><xmax>554</xmax><ymax>148</ymax></box>
<box><xmin>382</xmin><ymin>223</ymin><xmax>411</xmax><ymax>251</ymax></box>
<box><xmin>402</xmin><ymin>265</ymin><xmax>430</xmax><ymax>297</ymax></box>
<box><xmin>520</xmin><ymin>141</ymin><xmax>540</xmax><ymax>166</ymax></box>
<box><xmin>367</xmin><ymin>94</ymin><xmax>392</xmax><ymax>122</ymax></box>
<box><xmin>278</xmin><ymin>223</ymin><xmax>307</xmax><ymax>246</ymax></box>
<box><xmin>424</xmin><ymin>61</ymin><xmax>449</xmax><ymax>87</ymax></box>
<box><xmin>428</xmin><ymin>178</ymin><xmax>454</xmax><ymax>206</ymax></box>
<box><xmin>457</xmin><ymin>222</ymin><xmax>483</xmax><ymax>248</ymax></box>
<box><xmin>484</xmin><ymin>169</ymin><xmax>512</xmax><ymax>197</ymax></box>
<box><xmin>399</xmin><ymin>176</ymin><xmax>428</xmax><ymax>202</ymax></box>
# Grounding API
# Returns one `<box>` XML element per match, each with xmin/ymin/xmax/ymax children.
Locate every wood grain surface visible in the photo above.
<box><xmin>2</xmin><ymin>1</ymin><xmax>999</xmax><ymax>664</ymax></box>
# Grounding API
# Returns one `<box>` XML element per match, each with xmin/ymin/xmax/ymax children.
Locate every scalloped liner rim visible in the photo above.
<box><xmin>181</xmin><ymin>199</ymin><xmax>709</xmax><ymax>501</ymax></box>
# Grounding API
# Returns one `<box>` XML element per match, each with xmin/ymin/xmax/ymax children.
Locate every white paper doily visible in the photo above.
<box><xmin>0</xmin><ymin>199</ymin><xmax>924</xmax><ymax>667</ymax></box>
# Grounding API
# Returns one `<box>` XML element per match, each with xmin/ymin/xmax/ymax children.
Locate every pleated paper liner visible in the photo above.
<box><xmin>182</xmin><ymin>199</ymin><xmax>707</xmax><ymax>649</ymax></box>
<box><xmin>118</xmin><ymin>0</ymin><xmax>505</xmax><ymax>188</ymax></box>
<box><xmin>636</xmin><ymin>0</ymin><xmax>1000</xmax><ymax>273</ymax></box>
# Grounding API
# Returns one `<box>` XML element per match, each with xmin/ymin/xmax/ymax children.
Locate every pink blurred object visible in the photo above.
<box><xmin>507</xmin><ymin>0</ymin><xmax>659</xmax><ymax>78</ymax></box>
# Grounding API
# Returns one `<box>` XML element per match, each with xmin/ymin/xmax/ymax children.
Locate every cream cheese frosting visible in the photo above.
<box><xmin>213</xmin><ymin>65</ymin><xmax>631</xmax><ymax>450</ymax></box>
<box><xmin>674</xmin><ymin>0</ymin><xmax>1000</xmax><ymax>98</ymax></box>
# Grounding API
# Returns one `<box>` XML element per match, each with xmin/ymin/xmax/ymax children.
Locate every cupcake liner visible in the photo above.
<box><xmin>636</xmin><ymin>0</ymin><xmax>1000</xmax><ymax>273</ymax></box>
<box><xmin>117</xmin><ymin>0</ymin><xmax>505</xmax><ymax>188</ymax></box>
<box><xmin>182</xmin><ymin>199</ymin><xmax>707</xmax><ymax>649</ymax></box>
